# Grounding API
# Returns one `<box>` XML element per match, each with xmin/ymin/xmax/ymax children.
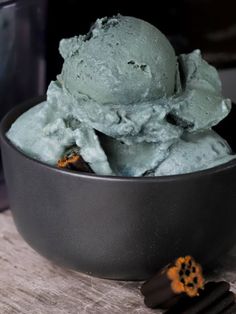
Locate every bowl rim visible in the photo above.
<box><xmin>1</xmin><ymin>96</ymin><xmax>236</xmax><ymax>183</ymax></box>
<box><xmin>0</xmin><ymin>1</ymin><xmax>16</xmax><ymax>8</ymax></box>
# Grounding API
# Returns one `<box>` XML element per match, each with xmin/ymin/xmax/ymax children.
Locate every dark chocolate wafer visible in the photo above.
<box><xmin>202</xmin><ymin>291</ymin><xmax>235</xmax><ymax>314</ymax></box>
<box><xmin>221</xmin><ymin>302</ymin><xmax>236</xmax><ymax>313</ymax></box>
<box><xmin>165</xmin><ymin>281</ymin><xmax>234</xmax><ymax>314</ymax></box>
<box><xmin>141</xmin><ymin>256</ymin><xmax>204</xmax><ymax>309</ymax></box>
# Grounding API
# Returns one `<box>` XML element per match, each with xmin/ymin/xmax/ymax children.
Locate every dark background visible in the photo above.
<box><xmin>46</xmin><ymin>0</ymin><xmax>236</xmax><ymax>84</ymax></box>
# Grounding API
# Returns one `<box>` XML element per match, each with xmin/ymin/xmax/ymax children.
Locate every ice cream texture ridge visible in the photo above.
<box><xmin>7</xmin><ymin>15</ymin><xmax>236</xmax><ymax>176</ymax></box>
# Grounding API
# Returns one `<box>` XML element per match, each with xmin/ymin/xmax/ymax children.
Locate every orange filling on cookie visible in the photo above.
<box><xmin>57</xmin><ymin>153</ymin><xmax>80</xmax><ymax>168</ymax></box>
<box><xmin>167</xmin><ymin>256</ymin><xmax>204</xmax><ymax>297</ymax></box>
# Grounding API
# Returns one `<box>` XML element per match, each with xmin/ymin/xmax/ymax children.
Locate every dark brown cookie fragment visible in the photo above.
<box><xmin>165</xmin><ymin>281</ymin><xmax>235</xmax><ymax>314</ymax></box>
<box><xmin>141</xmin><ymin>256</ymin><xmax>204</xmax><ymax>309</ymax></box>
<box><xmin>221</xmin><ymin>302</ymin><xmax>236</xmax><ymax>313</ymax></box>
<box><xmin>57</xmin><ymin>147</ymin><xmax>93</xmax><ymax>173</ymax></box>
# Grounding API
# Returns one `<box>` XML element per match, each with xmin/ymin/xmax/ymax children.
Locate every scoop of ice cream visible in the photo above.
<box><xmin>7</xmin><ymin>95</ymin><xmax>113</xmax><ymax>175</ymax></box>
<box><xmin>98</xmin><ymin>130</ymin><xmax>235</xmax><ymax>176</ymax></box>
<box><xmin>59</xmin><ymin>15</ymin><xmax>176</xmax><ymax>105</ymax></box>
<box><xmin>170</xmin><ymin>50</ymin><xmax>231</xmax><ymax>132</ymax></box>
<box><xmin>154</xmin><ymin>130</ymin><xmax>235</xmax><ymax>176</ymax></box>
<box><xmin>6</xmin><ymin>15</ymin><xmax>235</xmax><ymax>176</ymax></box>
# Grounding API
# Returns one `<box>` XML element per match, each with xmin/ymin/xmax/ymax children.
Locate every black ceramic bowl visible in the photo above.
<box><xmin>1</xmin><ymin>98</ymin><xmax>236</xmax><ymax>280</ymax></box>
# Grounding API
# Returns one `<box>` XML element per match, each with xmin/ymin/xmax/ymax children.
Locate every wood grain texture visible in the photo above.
<box><xmin>0</xmin><ymin>210</ymin><xmax>236</xmax><ymax>314</ymax></box>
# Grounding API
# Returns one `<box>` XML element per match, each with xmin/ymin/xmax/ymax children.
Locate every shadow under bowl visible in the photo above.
<box><xmin>1</xmin><ymin>97</ymin><xmax>236</xmax><ymax>280</ymax></box>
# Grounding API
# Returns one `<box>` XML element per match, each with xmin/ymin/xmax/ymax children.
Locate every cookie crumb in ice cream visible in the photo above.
<box><xmin>57</xmin><ymin>150</ymin><xmax>93</xmax><ymax>173</ymax></box>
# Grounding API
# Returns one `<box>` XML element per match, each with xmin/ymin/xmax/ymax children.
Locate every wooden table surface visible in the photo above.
<box><xmin>0</xmin><ymin>210</ymin><xmax>236</xmax><ymax>314</ymax></box>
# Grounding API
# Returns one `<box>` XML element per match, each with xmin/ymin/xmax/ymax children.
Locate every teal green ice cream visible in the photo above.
<box><xmin>60</xmin><ymin>15</ymin><xmax>176</xmax><ymax>105</ymax></box>
<box><xmin>7</xmin><ymin>15</ymin><xmax>235</xmax><ymax>176</ymax></box>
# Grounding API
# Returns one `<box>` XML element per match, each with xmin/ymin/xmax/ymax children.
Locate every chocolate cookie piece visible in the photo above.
<box><xmin>165</xmin><ymin>281</ymin><xmax>235</xmax><ymax>314</ymax></box>
<box><xmin>222</xmin><ymin>302</ymin><xmax>236</xmax><ymax>313</ymax></box>
<box><xmin>141</xmin><ymin>256</ymin><xmax>204</xmax><ymax>309</ymax></box>
<box><xmin>57</xmin><ymin>147</ymin><xmax>93</xmax><ymax>173</ymax></box>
